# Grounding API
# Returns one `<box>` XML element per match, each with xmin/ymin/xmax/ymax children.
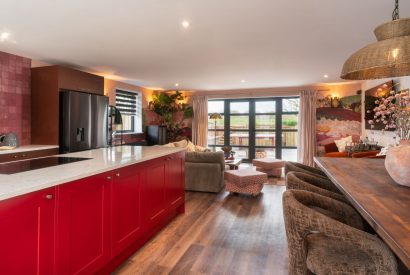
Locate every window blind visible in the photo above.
<box><xmin>116</xmin><ymin>90</ymin><xmax>138</xmax><ymax>116</ymax></box>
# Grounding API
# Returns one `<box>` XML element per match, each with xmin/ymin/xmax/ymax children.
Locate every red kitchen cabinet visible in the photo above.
<box><xmin>0</xmin><ymin>187</ymin><xmax>55</xmax><ymax>275</ymax></box>
<box><xmin>165</xmin><ymin>152</ymin><xmax>185</xmax><ymax>207</ymax></box>
<box><xmin>55</xmin><ymin>173</ymin><xmax>111</xmax><ymax>275</ymax></box>
<box><xmin>141</xmin><ymin>157</ymin><xmax>167</xmax><ymax>226</ymax></box>
<box><xmin>111</xmin><ymin>164</ymin><xmax>142</xmax><ymax>257</ymax></box>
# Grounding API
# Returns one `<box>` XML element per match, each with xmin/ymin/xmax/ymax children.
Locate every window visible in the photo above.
<box><xmin>115</xmin><ymin>89</ymin><xmax>142</xmax><ymax>133</ymax></box>
<box><xmin>207</xmin><ymin>97</ymin><xmax>299</xmax><ymax>161</ymax></box>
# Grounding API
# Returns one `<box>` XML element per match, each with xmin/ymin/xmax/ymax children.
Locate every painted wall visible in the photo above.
<box><xmin>361</xmin><ymin>76</ymin><xmax>410</xmax><ymax>146</ymax></box>
<box><xmin>0</xmin><ymin>51</ymin><xmax>31</xmax><ymax>145</ymax></box>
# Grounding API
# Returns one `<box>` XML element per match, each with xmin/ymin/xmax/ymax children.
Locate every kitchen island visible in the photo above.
<box><xmin>0</xmin><ymin>146</ymin><xmax>186</xmax><ymax>274</ymax></box>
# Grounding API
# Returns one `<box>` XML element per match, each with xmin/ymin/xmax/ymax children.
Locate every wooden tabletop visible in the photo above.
<box><xmin>315</xmin><ymin>157</ymin><xmax>410</xmax><ymax>269</ymax></box>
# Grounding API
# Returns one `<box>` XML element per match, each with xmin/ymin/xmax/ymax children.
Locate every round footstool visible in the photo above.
<box><xmin>224</xmin><ymin>169</ymin><xmax>268</xmax><ymax>196</ymax></box>
<box><xmin>252</xmin><ymin>158</ymin><xmax>285</xmax><ymax>177</ymax></box>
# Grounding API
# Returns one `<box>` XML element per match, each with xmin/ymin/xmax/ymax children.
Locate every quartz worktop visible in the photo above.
<box><xmin>0</xmin><ymin>146</ymin><xmax>185</xmax><ymax>202</ymax></box>
<box><xmin>0</xmin><ymin>145</ymin><xmax>59</xmax><ymax>155</ymax></box>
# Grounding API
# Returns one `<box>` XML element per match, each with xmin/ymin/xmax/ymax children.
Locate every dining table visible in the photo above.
<box><xmin>314</xmin><ymin>157</ymin><xmax>410</xmax><ymax>272</ymax></box>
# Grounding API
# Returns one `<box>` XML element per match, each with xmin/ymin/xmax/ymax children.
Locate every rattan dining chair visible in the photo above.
<box><xmin>285</xmin><ymin>162</ymin><xmax>328</xmax><ymax>179</ymax></box>
<box><xmin>283</xmin><ymin>189</ymin><xmax>398</xmax><ymax>275</ymax></box>
<box><xmin>286</xmin><ymin>171</ymin><xmax>348</xmax><ymax>204</ymax></box>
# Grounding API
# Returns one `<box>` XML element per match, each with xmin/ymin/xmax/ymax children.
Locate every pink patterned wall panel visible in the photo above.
<box><xmin>0</xmin><ymin>51</ymin><xmax>31</xmax><ymax>145</ymax></box>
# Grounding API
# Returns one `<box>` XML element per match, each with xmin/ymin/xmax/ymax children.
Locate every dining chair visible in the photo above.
<box><xmin>282</xmin><ymin>189</ymin><xmax>398</xmax><ymax>275</ymax></box>
<box><xmin>286</xmin><ymin>171</ymin><xmax>348</xmax><ymax>204</ymax></box>
<box><xmin>285</xmin><ymin>162</ymin><xmax>328</xmax><ymax>179</ymax></box>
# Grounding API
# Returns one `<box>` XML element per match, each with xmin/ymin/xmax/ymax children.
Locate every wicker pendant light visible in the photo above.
<box><xmin>341</xmin><ymin>0</ymin><xmax>410</xmax><ymax>80</ymax></box>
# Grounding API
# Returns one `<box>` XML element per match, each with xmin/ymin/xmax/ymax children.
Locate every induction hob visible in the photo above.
<box><xmin>0</xmin><ymin>157</ymin><xmax>92</xmax><ymax>175</ymax></box>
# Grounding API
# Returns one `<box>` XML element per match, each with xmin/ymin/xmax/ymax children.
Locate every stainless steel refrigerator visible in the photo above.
<box><xmin>60</xmin><ymin>90</ymin><xmax>108</xmax><ymax>153</ymax></box>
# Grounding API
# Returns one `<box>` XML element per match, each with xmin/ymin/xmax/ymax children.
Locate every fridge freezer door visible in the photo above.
<box><xmin>60</xmin><ymin>91</ymin><xmax>92</xmax><ymax>152</ymax></box>
<box><xmin>91</xmin><ymin>95</ymin><xmax>108</xmax><ymax>149</ymax></box>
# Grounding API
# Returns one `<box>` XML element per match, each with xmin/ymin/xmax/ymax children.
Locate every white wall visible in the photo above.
<box><xmin>361</xmin><ymin>76</ymin><xmax>410</xmax><ymax>146</ymax></box>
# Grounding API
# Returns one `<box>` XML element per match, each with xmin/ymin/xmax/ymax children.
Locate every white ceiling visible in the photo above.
<box><xmin>1</xmin><ymin>0</ymin><xmax>409</xmax><ymax>90</ymax></box>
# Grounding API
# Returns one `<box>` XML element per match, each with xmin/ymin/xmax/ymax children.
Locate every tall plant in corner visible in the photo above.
<box><xmin>148</xmin><ymin>91</ymin><xmax>193</xmax><ymax>141</ymax></box>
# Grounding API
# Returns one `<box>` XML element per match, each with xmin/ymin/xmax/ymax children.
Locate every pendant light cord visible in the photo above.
<box><xmin>392</xmin><ymin>0</ymin><xmax>399</xmax><ymax>20</ymax></box>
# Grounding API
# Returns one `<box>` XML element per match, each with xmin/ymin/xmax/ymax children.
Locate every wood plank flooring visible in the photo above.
<box><xmin>115</xmin><ymin>184</ymin><xmax>288</xmax><ymax>275</ymax></box>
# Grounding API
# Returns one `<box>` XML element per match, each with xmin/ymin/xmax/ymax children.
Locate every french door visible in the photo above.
<box><xmin>208</xmin><ymin>97</ymin><xmax>299</xmax><ymax>161</ymax></box>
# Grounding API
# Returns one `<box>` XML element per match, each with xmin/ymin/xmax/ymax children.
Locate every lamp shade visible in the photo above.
<box><xmin>341</xmin><ymin>18</ymin><xmax>410</xmax><ymax>80</ymax></box>
<box><xmin>209</xmin><ymin>112</ymin><xmax>222</xmax><ymax>120</ymax></box>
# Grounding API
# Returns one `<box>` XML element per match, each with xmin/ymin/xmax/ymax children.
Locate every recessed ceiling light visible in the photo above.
<box><xmin>181</xmin><ymin>21</ymin><xmax>190</xmax><ymax>28</ymax></box>
<box><xmin>324</xmin><ymin>74</ymin><xmax>329</xmax><ymax>78</ymax></box>
<box><xmin>0</xmin><ymin>32</ymin><xmax>10</xmax><ymax>41</ymax></box>
<box><xmin>241</xmin><ymin>80</ymin><xmax>245</xmax><ymax>83</ymax></box>
<box><xmin>175</xmin><ymin>83</ymin><xmax>179</xmax><ymax>87</ymax></box>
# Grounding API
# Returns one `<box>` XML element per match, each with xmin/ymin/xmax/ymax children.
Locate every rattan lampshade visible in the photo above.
<box><xmin>209</xmin><ymin>112</ymin><xmax>222</xmax><ymax>120</ymax></box>
<box><xmin>341</xmin><ymin>18</ymin><xmax>410</xmax><ymax>80</ymax></box>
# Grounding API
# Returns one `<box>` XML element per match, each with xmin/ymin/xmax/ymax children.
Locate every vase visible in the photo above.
<box><xmin>385</xmin><ymin>140</ymin><xmax>410</xmax><ymax>187</ymax></box>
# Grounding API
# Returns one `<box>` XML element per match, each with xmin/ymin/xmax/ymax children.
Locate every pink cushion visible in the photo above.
<box><xmin>252</xmin><ymin>158</ymin><xmax>285</xmax><ymax>169</ymax></box>
<box><xmin>224</xmin><ymin>169</ymin><xmax>267</xmax><ymax>187</ymax></box>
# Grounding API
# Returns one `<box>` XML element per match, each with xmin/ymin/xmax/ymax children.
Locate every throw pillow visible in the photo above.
<box><xmin>194</xmin><ymin>145</ymin><xmax>208</xmax><ymax>152</ymax></box>
<box><xmin>162</xmin><ymin>143</ymin><xmax>176</xmax><ymax>148</ymax></box>
<box><xmin>173</xmin><ymin>139</ymin><xmax>188</xmax><ymax>148</ymax></box>
<box><xmin>334</xmin><ymin>136</ymin><xmax>352</xmax><ymax>152</ymax></box>
<box><xmin>186</xmin><ymin>141</ymin><xmax>196</xmax><ymax>152</ymax></box>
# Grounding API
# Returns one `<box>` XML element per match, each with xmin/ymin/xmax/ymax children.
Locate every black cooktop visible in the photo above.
<box><xmin>0</xmin><ymin>157</ymin><xmax>92</xmax><ymax>175</ymax></box>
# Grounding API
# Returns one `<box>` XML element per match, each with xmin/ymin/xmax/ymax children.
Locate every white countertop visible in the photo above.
<box><xmin>0</xmin><ymin>146</ymin><xmax>185</xmax><ymax>202</ymax></box>
<box><xmin>0</xmin><ymin>145</ymin><xmax>59</xmax><ymax>155</ymax></box>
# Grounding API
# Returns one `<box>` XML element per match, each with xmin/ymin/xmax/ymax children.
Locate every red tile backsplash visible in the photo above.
<box><xmin>0</xmin><ymin>51</ymin><xmax>31</xmax><ymax>145</ymax></box>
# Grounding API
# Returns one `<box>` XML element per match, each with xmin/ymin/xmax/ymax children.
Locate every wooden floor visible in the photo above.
<box><xmin>115</xmin><ymin>184</ymin><xmax>288</xmax><ymax>275</ymax></box>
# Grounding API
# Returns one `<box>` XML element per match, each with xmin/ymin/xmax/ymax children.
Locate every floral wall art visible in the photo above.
<box><xmin>316</xmin><ymin>92</ymin><xmax>362</xmax><ymax>155</ymax></box>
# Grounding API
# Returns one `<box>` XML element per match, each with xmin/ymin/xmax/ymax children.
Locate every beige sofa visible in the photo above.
<box><xmin>185</xmin><ymin>151</ymin><xmax>225</xmax><ymax>193</ymax></box>
<box><xmin>161</xmin><ymin>139</ymin><xmax>225</xmax><ymax>193</ymax></box>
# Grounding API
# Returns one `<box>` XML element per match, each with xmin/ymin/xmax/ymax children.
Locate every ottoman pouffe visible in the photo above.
<box><xmin>224</xmin><ymin>169</ymin><xmax>268</xmax><ymax>196</ymax></box>
<box><xmin>252</xmin><ymin>158</ymin><xmax>285</xmax><ymax>177</ymax></box>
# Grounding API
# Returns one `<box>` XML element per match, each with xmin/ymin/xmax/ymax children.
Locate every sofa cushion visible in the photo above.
<box><xmin>334</xmin><ymin>136</ymin><xmax>352</xmax><ymax>152</ymax></box>
<box><xmin>173</xmin><ymin>139</ymin><xmax>188</xmax><ymax>148</ymax></box>
<box><xmin>186</xmin><ymin>141</ymin><xmax>196</xmax><ymax>152</ymax></box>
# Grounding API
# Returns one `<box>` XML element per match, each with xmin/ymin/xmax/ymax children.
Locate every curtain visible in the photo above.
<box><xmin>297</xmin><ymin>90</ymin><xmax>317</xmax><ymax>166</ymax></box>
<box><xmin>191</xmin><ymin>95</ymin><xmax>208</xmax><ymax>147</ymax></box>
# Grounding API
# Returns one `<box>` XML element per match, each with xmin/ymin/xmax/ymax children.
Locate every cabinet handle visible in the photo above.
<box><xmin>116</xmin><ymin>173</ymin><xmax>120</xmax><ymax>177</ymax></box>
<box><xmin>13</xmin><ymin>155</ymin><xmax>18</xmax><ymax>158</ymax></box>
<box><xmin>45</xmin><ymin>194</ymin><xmax>53</xmax><ymax>200</ymax></box>
<box><xmin>21</xmin><ymin>154</ymin><xmax>27</xmax><ymax>157</ymax></box>
<box><xmin>107</xmin><ymin>176</ymin><xmax>112</xmax><ymax>180</ymax></box>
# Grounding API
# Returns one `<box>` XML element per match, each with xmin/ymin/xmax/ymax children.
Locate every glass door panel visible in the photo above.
<box><xmin>256</xmin><ymin>115</ymin><xmax>275</xmax><ymax>130</ymax></box>
<box><xmin>256</xmin><ymin>101</ymin><xmax>276</xmax><ymax>113</ymax></box>
<box><xmin>282</xmin><ymin>132</ymin><xmax>297</xmax><ymax>147</ymax></box>
<box><xmin>208</xmin><ymin>98</ymin><xmax>299</xmax><ymax>161</ymax></box>
<box><xmin>255</xmin><ymin>148</ymin><xmax>276</xmax><ymax>159</ymax></box>
<box><xmin>255</xmin><ymin>132</ymin><xmax>275</xmax><ymax>146</ymax></box>
<box><xmin>208</xmin><ymin>131</ymin><xmax>225</xmax><ymax>146</ymax></box>
<box><xmin>230</xmin><ymin>116</ymin><xmax>249</xmax><ymax>129</ymax></box>
<box><xmin>230</xmin><ymin>131</ymin><xmax>249</xmax><ymax>146</ymax></box>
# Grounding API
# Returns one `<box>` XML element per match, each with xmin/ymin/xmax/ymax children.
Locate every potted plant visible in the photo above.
<box><xmin>148</xmin><ymin>91</ymin><xmax>193</xmax><ymax>142</ymax></box>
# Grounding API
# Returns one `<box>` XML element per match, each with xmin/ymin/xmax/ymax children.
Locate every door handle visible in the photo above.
<box><xmin>107</xmin><ymin>176</ymin><xmax>112</xmax><ymax>180</ymax></box>
<box><xmin>116</xmin><ymin>173</ymin><xmax>120</xmax><ymax>177</ymax></box>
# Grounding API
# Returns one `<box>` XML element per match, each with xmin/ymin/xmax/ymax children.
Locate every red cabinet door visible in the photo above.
<box><xmin>56</xmin><ymin>173</ymin><xmax>111</xmax><ymax>275</ymax></box>
<box><xmin>141</xmin><ymin>157</ymin><xmax>166</xmax><ymax>225</ymax></box>
<box><xmin>111</xmin><ymin>164</ymin><xmax>142</xmax><ymax>256</ymax></box>
<box><xmin>0</xmin><ymin>187</ymin><xmax>55</xmax><ymax>275</ymax></box>
<box><xmin>165</xmin><ymin>152</ymin><xmax>185</xmax><ymax>207</ymax></box>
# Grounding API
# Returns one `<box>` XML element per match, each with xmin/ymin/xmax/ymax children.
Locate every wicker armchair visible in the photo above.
<box><xmin>286</xmin><ymin>171</ymin><xmax>348</xmax><ymax>204</ymax></box>
<box><xmin>283</xmin><ymin>189</ymin><xmax>398</xmax><ymax>275</ymax></box>
<box><xmin>285</xmin><ymin>162</ymin><xmax>328</xmax><ymax>179</ymax></box>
